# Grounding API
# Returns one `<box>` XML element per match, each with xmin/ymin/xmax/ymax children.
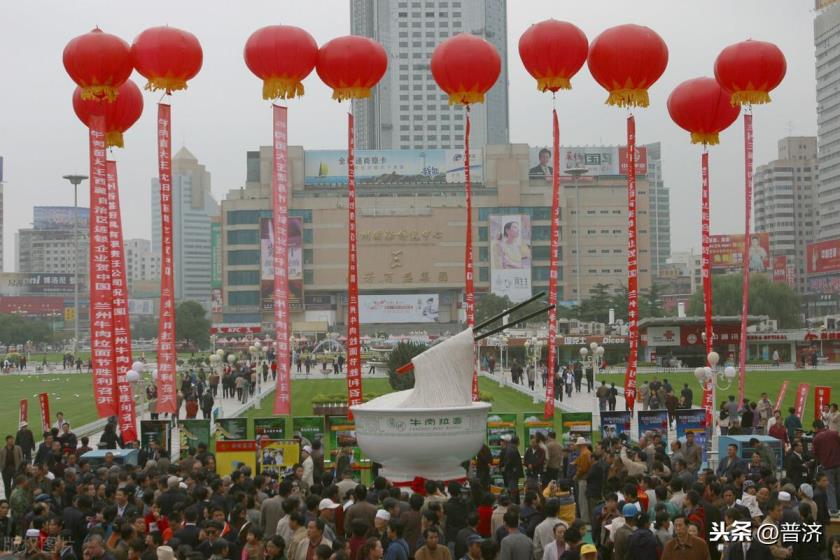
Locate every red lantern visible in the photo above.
<box><xmin>63</xmin><ymin>28</ymin><xmax>133</xmax><ymax>102</ymax></box>
<box><xmin>73</xmin><ymin>80</ymin><xmax>144</xmax><ymax>148</ymax></box>
<box><xmin>431</xmin><ymin>33</ymin><xmax>500</xmax><ymax>104</ymax></box>
<box><xmin>316</xmin><ymin>36</ymin><xmax>387</xmax><ymax>101</ymax></box>
<box><xmin>587</xmin><ymin>24</ymin><xmax>668</xmax><ymax>108</ymax></box>
<box><xmin>714</xmin><ymin>40</ymin><xmax>786</xmax><ymax>106</ymax></box>
<box><xmin>667</xmin><ymin>78</ymin><xmax>740</xmax><ymax>145</ymax></box>
<box><xmin>244</xmin><ymin>26</ymin><xmax>318</xmax><ymax>100</ymax></box>
<box><xmin>518</xmin><ymin>20</ymin><xmax>588</xmax><ymax>92</ymax></box>
<box><xmin>131</xmin><ymin>26</ymin><xmax>203</xmax><ymax>92</ymax></box>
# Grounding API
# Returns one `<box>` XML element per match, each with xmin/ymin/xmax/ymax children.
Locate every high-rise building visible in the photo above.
<box><xmin>151</xmin><ymin>147</ymin><xmax>219</xmax><ymax>306</ymax></box>
<box><xmin>816</xmin><ymin>4</ymin><xmax>840</xmax><ymax>239</ymax></box>
<box><xmin>124</xmin><ymin>238</ymin><xmax>161</xmax><ymax>293</ymax></box>
<box><xmin>350</xmin><ymin>0</ymin><xmax>509</xmax><ymax>150</ymax></box>
<box><xmin>16</xmin><ymin>207</ymin><xmax>90</xmax><ymax>274</ymax></box>
<box><xmin>754</xmin><ymin>137</ymin><xmax>818</xmax><ymax>293</ymax></box>
<box><xmin>645</xmin><ymin>143</ymin><xmax>671</xmax><ymax>276</ymax></box>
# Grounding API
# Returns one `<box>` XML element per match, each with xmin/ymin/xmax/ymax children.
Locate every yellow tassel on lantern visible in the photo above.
<box><xmin>730</xmin><ymin>90</ymin><xmax>771</xmax><ymax>107</ymax></box>
<box><xmin>106</xmin><ymin>131</ymin><xmax>125</xmax><ymax>149</ymax></box>
<box><xmin>447</xmin><ymin>91</ymin><xmax>485</xmax><ymax>105</ymax></box>
<box><xmin>262</xmin><ymin>77</ymin><xmax>305</xmax><ymax>101</ymax></box>
<box><xmin>331</xmin><ymin>87</ymin><xmax>372</xmax><ymax>101</ymax></box>
<box><xmin>80</xmin><ymin>85</ymin><xmax>120</xmax><ymax>103</ymax></box>
<box><xmin>690</xmin><ymin>132</ymin><xmax>720</xmax><ymax>146</ymax></box>
<box><xmin>606</xmin><ymin>88</ymin><xmax>650</xmax><ymax>109</ymax></box>
<box><xmin>536</xmin><ymin>76</ymin><xmax>572</xmax><ymax>92</ymax></box>
<box><xmin>144</xmin><ymin>76</ymin><xmax>190</xmax><ymax>93</ymax></box>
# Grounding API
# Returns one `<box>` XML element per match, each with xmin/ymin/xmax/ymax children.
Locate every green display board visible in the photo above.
<box><xmin>140</xmin><ymin>420</ymin><xmax>171</xmax><ymax>453</ymax></box>
<box><xmin>522</xmin><ymin>414</ymin><xmax>554</xmax><ymax>442</ymax></box>
<box><xmin>215</xmin><ymin>417</ymin><xmax>248</xmax><ymax>441</ymax></box>
<box><xmin>327</xmin><ymin>415</ymin><xmax>361</xmax><ymax>465</ymax></box>
<box><xmin>559</xmin><ymin>412</ymin><xmax>593</xmax><ymax>443</ymax></box>
<box><xmin>486</xmin><ymin>413</ymin><xmax>518</xmax><ymax>457</ymax></box>
<box><xmin>180</xmin><ymin>419</ymin><xmax>212</xmax><ymax>459</ymax></box>
<box><xmin>293</xmin><ymin>416</ymin><xmax>326</xmax><ymax>447</ymax></box>
<box><xmin>254</xmin><ymin>417</ymin><xmax>286</xmax><ymax>439</ymax></box>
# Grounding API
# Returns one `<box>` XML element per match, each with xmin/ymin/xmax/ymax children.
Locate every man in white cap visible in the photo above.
<box><xmin>777</xmin><ymin>491</ymin><xmax>801</xmax><ymax>525</ymax></box>
<box><xmin>318</xmin><ymin>498</ymin><xmax>340</xmax><ymax>541</ymax></box>
<box><xmin>799</xmin><ymin>483</ymin><xmax>817</xmax><ymax>520</ymax></box>
<box><xmin>301</xmin><ymin>445</ymin><xmax>315</xmax><ymax>487</ymax></box>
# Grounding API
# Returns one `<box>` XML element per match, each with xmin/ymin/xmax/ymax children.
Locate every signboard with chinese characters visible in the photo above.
<box><xmin>0</xmin><ymin>273</ymin><xmax>81</xmax><ymax>296</ymax></box>
<box><xmin>33</xmin><ymin>206</ymin><xmax>90</xmax><ymax>230</ymax></box>
<box><xmin>258</xmin><ymin>439</ymin><xmax>300</xmax><ymax>475</ymax></box>
<box><xmin>807</xmin><ymin>239</ymin><xmax>840</xmax><ymax>274</ymax></box>
<box><xmin>327</xmin><ymin>415</ymin><xmax>362</xmax><ymax>466</ymax></box>
<box><xmin>254</xmin><ymin>417</ymin><xmax>286</xmax><ymax>439</ymax></box>
<box><xmin>179</xmin><ymin>419</ymin><xmax>211</xmax><ymax>460</ymax></box>
<box><xmin>215</xmin><ymin>418</ymin><xmax>248</xmax><ymax>441</ymax></box>
<box><xmin>489</xmin><ymin>215</ymin><xmax>532</xmax><ymax>303</ymax></box>
<box><xmin>560</xmin><ymin>412</ymin><xmax>592</xmax><ymax>443</ymax></box>
<box><xmin>305</xmin><ymin>148</ymin><xmax>483</xmax><ymax>186</ymax></box>
<box><xmin>359</xmin><ymin>294</ymin><xmax>439</xmax><ymax>324</ymax></box>
<box><xmin>293</xmin><ymin>417</ymin><xmax>326</xmax><ymax>445</ymax></box>
<box><xmin>600</xmin><ymin>411</ymin><xmax>632</xmax><ymax>440</ymax></box>
<box><xmin>215</xmin><ymin>440</ymin><xmax>257</xmax><ymax>476</ymax></box>
<box><xmin>528</xmin><ymin>146</ymin><xmax>647</xmax><ymax>178</ymax></box>
<box><xmin>522</xmin><ymin>415</ymin><xmax>554</xmax><ymax>441</ymax></box>
<box><xmin>709</xmin><ymin>233</ymin><xmax>770</xmax><ymax>273</ymax></box>
<box><xmin>637</xmin><ymin>410</ymin><xmax>669</xmax><ymax>443</ymax></box>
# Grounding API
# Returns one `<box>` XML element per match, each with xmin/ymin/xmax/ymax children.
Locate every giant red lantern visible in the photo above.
<box><xmin>316</xmin><ymin>36</ymin><xmax>387</xmax><ymax>101</ymax></box>
<box><xmin>667</xmin><ymin>78</ymin><xmax>740</xmax><ymax>145</ymax></box>
<box><xmin>63</xmin><ymin>28</ymin><xmax>133</xmax><ymax>101</ymax></box>
<box><xmin>518</xmin><ymin>20</ymin><xmax>588</xmax><ymax>92</ymax></box>
<box><xmin>587</xmin><ymin>24</ymin><xmax>668</xmax><ymax>108</ymax></box>
<box><xmin>131</xmin><ymin>26</ymin><xmax>203</xmax><ymax>92</ymax></box>
<box><xmin>244</xmin><ymin>25</ymin><xmax>318</xmax><ymax>100</ymax></box>
<box><xmin>715</xmin><ymin>40</ymin><xmax>786</xmax><ymax>106</ymax></box>
<box><xmin>73</xmin><ymin>80</ymin><xmax>144</xmax><ymax>148</ymax></box>
<box><xmin>431</xmin><ymin>33</ymin><xmax>501</xmax><ymax>104</ymax></box>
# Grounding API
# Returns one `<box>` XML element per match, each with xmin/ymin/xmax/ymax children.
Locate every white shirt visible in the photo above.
<box><xmin>541</xmin><ymin>541</ymin><xmax>566</xmax><ymax>560</ymax></box>
<box><xmin>301</xmin><ymin>456</ymin><xmax>314</xmax><ymax>486</ymax></box>
<box><xmin>533</xmin><ymin>517</ymin><xmax>562</xmax><ymax>560</ymax></box>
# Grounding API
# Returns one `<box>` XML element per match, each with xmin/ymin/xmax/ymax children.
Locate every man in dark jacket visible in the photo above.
<box><xmin>443</xmin><ymin>482</ymin><xmax>469</xmax><ymax>549</ymax></box>
<box><xmin>502</xmin><ymin>437</ymin><xmax>524</xmax><ymax>503</ymax></box>
<box><xmin>523</xmin><ymin>436</ymin><xmax>545</xmax><ymax>481</ymax></box>
<box><xmin>62</xmin><ymin>494</ymin><xmax>90</xmax><ymax>558</ymax></box>
<box><xmin>15</xmin><ymin>422</ymin><xmax>35</xmax><ymax>464</ymax></box>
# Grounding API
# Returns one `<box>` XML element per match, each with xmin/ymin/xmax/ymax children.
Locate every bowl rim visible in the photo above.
<box><xmin>350</xmin><ymin>401</ymin><xmax>492</xmax><ymax>414</ymax></box>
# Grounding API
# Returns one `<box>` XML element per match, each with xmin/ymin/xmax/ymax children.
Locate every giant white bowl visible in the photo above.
<box><xmin>351</xmin><ymin>390</ymin><xmax>491</xmax><ymax>482</ymax></box>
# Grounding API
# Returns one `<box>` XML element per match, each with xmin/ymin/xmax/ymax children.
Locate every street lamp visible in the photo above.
<box><xmin>130</xmin><ymin>360</ymin><xmax>145</xmax><ymax>419</ymax></box>
<box><xmin>62</xmin><ymin>174</ymin><xmax>88</xmax><ymax>357</ymax></box>
<box><xmin>566</xmin><ymin>167</ymin><xmax>589</xmax><ymax>306</ymax></box>
<box><xmin>595</xmin><ymin>345</ymin><xmax>605</xmax><ymax>385</ymax></box>
<box><xmin>694</xmin><ymin>351</ymin><xmax>737</xmax><ymax>440</ymax></box>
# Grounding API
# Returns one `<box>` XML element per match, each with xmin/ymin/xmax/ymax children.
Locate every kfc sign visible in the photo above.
<box><xmin>210</xmin><ymin>324</ymin><xmax>262</xmax><ymax>335</ymax></box>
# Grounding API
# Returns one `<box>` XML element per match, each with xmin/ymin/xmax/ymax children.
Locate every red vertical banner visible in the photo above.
<box><xmin>774</xmin><ymin>380</ymin><xmax>789</xmax><ymax>413</ymax></box>
<box><xmin>19</xmin><ymin>400</ymin><xmax>27</xmax><ymax>426</ymax></box>
<box><xmin>106</xmin><ymin>161</ymin><xmax>138</xmax><ymax>443</ymax></box>
<box><xmin>38</xmin><ymin>393</ymin><xmax>50</xmax><ymax>434</ymax></box>
<box><xmin>737</xmin><ymin>113</ymin><xmax>753</xmax><ymax>405</ymax></box>
<box><xmin>624</xmin><ymin>115</ymin><xmax>638</xmax><ymax>413</ymax></box>
<box><xmin>88</xmin><ymin>114</ymin><xmax>117</xmax><ymax>418</ymax></box>
<box><xmin>544</xmin><ymin>110</ymin><xmax>560</xmax><ymax>419</ymax></box>
<box><xmin>272</xmin><ymin>105</ymin><xmax>292</xmax><ymax>415</ymax></box>
<box><xmin>346</xmin><ymin>113</ymin><xmax>363</xmax><ymax>417</ymax></box>
<box><xmin>815</xmin><ymin>386</ymin><xmax>832</xmax><ymax>421</ymax></box>
<box><xmin>701</xmin><ymin>152</ymin><xmax>713</xmax><ymax>424</ymax></box>
<box><xmin>156</xmin><ymin>104</ymin><xmax>177</xmax><ymax>414</ymax></box>
<box><xmin>464</xmin><ymin>109</ymin><xmax>477</xmax><ymax>401</ymax></box>
<box><xmin>794</xmin><ymin>383</ymin><xmax>810</xmax><ymax>419</ymax></box>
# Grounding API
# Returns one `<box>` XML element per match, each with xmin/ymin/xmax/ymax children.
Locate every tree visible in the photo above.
<box><xmin>175</xmin><ymin>301</ymin><xmax>211</xmax><ymax>350</ymax></box>
<box><xmin>386</xmin><ymin>342</ymin><xmax>427</xmax><ymax>391</ymax></box>
<box><xmin>131</xmin><ymin>316</ymin><xmax>158</xmax><ymax>340</ymax></box>
<box><xmin>577</xmin><ymin>283</ymin><xmax>616</xmax><ymax>323</ymax></box>
<box><xmin>0</xmin><ymin>314</ymin><xmax>57</xmax><ymax>346</ymax></box>
<box><xmin>687</xmin><ymin>274</ymin><xmax>802</xmax><ymax>328</ymax></box>
<box><xmin>474</xmin><ymin>293</ymin><xmax>513</xmax><ymax>325</ymax></box>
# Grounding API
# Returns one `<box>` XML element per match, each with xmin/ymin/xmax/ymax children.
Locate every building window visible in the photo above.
<box><xmin>228</xmin><ymin>270</ymin><xmax>260</xmax><ymax>285</ymax></box>
<box><xmin>303</xmin><ymin>249</ymin><xmax>314</xmax><ymax>264</ymax></box>
<box><xmin>532</xmin><ymin>246</ymin><xmax>551</xmax><ymax>260</ymax></box>
<box><xmin>479</xmin><ymin>267</ymin><xmax>489</xmax><ymax>282</ymax></box>
<box><xmin>227</xmin><ymin>210</ymin><xmax>261</xmax><ymax>225</ymax></box>
<box><xmin>532</xmin><ymin>226</ymin><xmax>551</xmax><ymax>241</ymax></box>
<box><xmin>478</xmin><ymin>246</ymin><xmax>489</xmax><ymax>261</ymax></box>
<box><xmin>478</xmin><ymin>227</ymin><xmax>488</xmax><ymax>242</ymax></box>
<box><xmin>227</xmin><ymin>250</ymin><xmax>260</xmax><ymax>266</ymax></box>
<box><xmin>304</xmin><ymin>270</ymin><xmax>314</xmax><ymax>284</ymax></box>
<box><xmin>228</xmin><ymin>291</ymin><xmax>260</xmax><ymax>306</ymax></box>
<box><xmin>227</xmin><ymin>230</ymin><xmax>259</xmax><ymax>245</ymax></box>
<box><xmin>303</xmin><ymin>229</ymin><xmax>314</xmax><ymax>244</ymax></box>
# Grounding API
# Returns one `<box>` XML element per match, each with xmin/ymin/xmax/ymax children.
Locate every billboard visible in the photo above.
<box><xmin>304</xmin><ymin>148</ymin><xmax>483</xmax><ymax>186</ymax></box>
<box><xmin>807</xmin><ymin>239</ymin><xmax>840</xmax><ymax>274</ymax></box>
<box><xmin>129</xmin><ymin>299</ymin><xmax>155</xmax><ymax>316</ymax></box>
<box><xmin>33</xmin><ymin>206</ymin><xmax>89</xmax><ymax>230</ymax></box>
<box><xmin>0</xmin><ymin>296</ymin><xmax>63</xmax><ymax>317</ymax></box>
<box><xmin>808</xmin><ymin>275</ymin><xmax>840</xmax><ymax>294</ymax></box>
<box><xmin>528</xmin><ymin>146</ymin><xmax>647</xmax><ymax>178</ymax></box>
<box><xmin>260</xmin><ymin>217</ymin><xmax>304</xmax><ymax>312</ymax></box>
<box><xmin>0</xmin><ymin>273</ymin><xmax>80</xmax><ymax>296</ymax></box>
<box><xmin>709</xmin><ymin>233</ymin><xmax>770</xmax><ymax>273</ymax></box>
<box><xmin>645</xmin><ymin>326</ymin><xmax>681</xmax><ymax>347</ymax></box>
<box><xmin>489</xmin><ymin>214</ymin><xmax>532</xmax><ymax>303</ymax></box>
<box><xmin>211</xmin><ymin>221</ymin><xmax>222</xmax><ymax>289</ymax></box>
<box><xmin>359</xmin><ymin>294</ymin><xmax>439</xmax><ymax>323</ymax></box>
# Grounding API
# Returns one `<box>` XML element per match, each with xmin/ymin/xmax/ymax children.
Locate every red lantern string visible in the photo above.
<box><xmin>625</xmin><ymin>115</ymin><xmax>639</xmax><ymax>413</ymax></box>
<box><xmin>701</xmin><ymin>150</ymin><xmax>714</xmax><ymax>425</ymax></box>
<box><xmin>738</xmin><ymin>112</ymin><xmax>754</xmax><ymax>405</ymax></box>
<box><xmin>545</xmin><ymin>105</ymin><xmax>560</xmax><ymax>418</ymax></box>
<box><xmin>464</xmin><ymin>106</ymin><xmax>477</xmax><ymax>401</ymax></box>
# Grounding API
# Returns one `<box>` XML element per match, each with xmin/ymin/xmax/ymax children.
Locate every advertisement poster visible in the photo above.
<box><xmin>489</xmin><ymin>215</ymin><xmax>532</xmax><ymax>303</ymax></box>
<box><xmin>258</xmin><ymin>439</ymin><xmax>301</xmax><ymax>476</ymax></box>
<box><xmin>38</xmin><ymin>392</ymin><xmax>50</xmax><ymax>434</ymax></box>
<box><xmin>260</xmin><ymin>217</ymin><xmax>304</xmax><ymax>312</ymax></box>
<box><xmin>528</xmin><ymin>145</ymin><xmax>647</xmax><ymax>178</ymax></box>
<box><xmin>600</xmin><ymin>411</ymin><xmax>632</xmax><ymax>440</ymax></box>
<box><xmin>807</xmin><ymin>239</ymin><xmax>840</xmax><ymax>274</ymax></box>
<box><xmin>293</xmin><ymin>417</ymin><xmax>326</xmax><ymax>446</ymax></box>
<box><xmin>522</xmin><ymin>415</ymin><xmax>554</xmax><ymax>442</ymax></box>
<box><xmin>215</xmin><ymin>440</ymin><xmax>257</xmax><ymax>476</ymax></box>
<box><xmin>675</xmin><ymin>409</ymin><xmax>706</xmax><ymax>463</ymax></box>
<box><xmin>637</xmin><ymin>411</ymin><xmax>669</xmax><ymax>443</ymax></box>
<box><xmin>359</xmin><ymin>294</ymin><xmax>439</xmax><ymax>323</ymax></box>
<box><xmin>560</xmin><ymin>412</ymin><xmax>593</xmax><ymax>443</ymax></box>
<box><xmin>305</xmin><ymin>148</ymin><xmax>483</xmax><ymax>186</ymax></box>
<box><xmin>486</xmin><ymin>413</ymin><xmax>518</xmax><ymax>456</ymax></box>
<box><xmin>709</xmin><ymin>233</ymin><xmax>770</xmax><ymax>273</ymax></box>
<box><xmin>33</xmin><ymin>206</ymin><xmax>90</xmax><ymax>230</ymax></box>
<box><xmin>254</xmin><ymin>417</ymin><xmax>287</xmax><ymax>440</ymax></box>
<box><xmin>179</xmin><ymin>419</ymin><xmax>211</xmax><ymax>460</ymax></box>
<box><xmin>215</xmin><ymin>418</ymin><xmax>248</xmax><ymax>441</ymax></box>
<box><xmin>140</xmin><ymin>420</ymin><xmax>171</xmax><ymax>453</ymax></box>
<box><xmin>327</xmin><ymin>415</ymin><xmax>360</xmax><ymax>463</ymax></box>
<box><xmin>645</xmin><ymin>326</ymin><xmax>681</xmax><ymax>347</ymax></box>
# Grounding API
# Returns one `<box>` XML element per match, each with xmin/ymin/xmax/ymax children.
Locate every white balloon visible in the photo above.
<box><xmin>152</xmin><ymin>369</ymin><xmax>158</xmax><ymax>381</ymax></box>
<box><xmin>227</xmin><ymin>354</ymin><xmax>236</xmax><ymax>364</ymax></box>
<box><xmin>132</xmin><ymin>361</ymin><xmax>145</xmax><ymax>373</ymax></box>
<box><xmin>126</xmin><ymin>369</ymin><xmax>140</xmax><ymax>383</ymax></box>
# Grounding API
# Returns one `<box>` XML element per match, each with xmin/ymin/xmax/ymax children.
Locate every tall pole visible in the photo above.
<box><xmin>63</xmin><ymin>175</ymin><xmax>88</xmax><ymax>357</ymax></box>
<box><xmin>566</xmin><ymin>168</ymin><xmax>588</xmax><ymax>306</ymax></box>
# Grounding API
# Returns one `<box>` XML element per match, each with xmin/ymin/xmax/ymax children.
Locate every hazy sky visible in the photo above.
<box><xmin>0</xmin><ymin>1</ymin><xmax>818</xmax><ymax>272</ymax></box>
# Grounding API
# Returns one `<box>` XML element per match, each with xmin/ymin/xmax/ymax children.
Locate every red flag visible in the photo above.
<box><xmin>38</xmin><ymin>393</ymin><xmax>50</xmax><ymax>434</ymax></box>
<box><xmin>774</xmin><ymin>380</ymin><xmax>789</xmax><ymax>413</ymax></box>
<box><xmin>19</xmin><ymin>400</ymin><xmax>27</xmax><ymax>426</ymax></box>
<box><xmin>623</xmin><ymin>116</ymin><xmax>639</xmax><ymax>412</ymax></box>
<box><xmin>544</xmin><ymin>109</ymin><xmax>561</xmax><ymax>419</ymax></box>
<box><xmin>272</xmin><ymin>105</ymin><xmax>292</xmax><ymax>415</ymax></box>
<box><xmin>701</xmin><ymin>151</ymin><xmax>713</xmax><ymax>425</ymax></box>
<box><xmin>794</xmin><ymin>383</ymin><xmax>809</xmax><ymax>419</ymax></box>
<box><xmin>346</xmin><ymin>113</ymin><xmax>363</xmax><ymax>418</ymax></box>
<box><xmin>737</xmin><ymin>114</ymin><xmax>753</xmax><ymax>405</ymax></box>
<box><xmin>106</xmin><ymin>161</ymin><xmax>138</xmax><ymax>443</ymax></box>
<box><xmin>88</xmin><ymin>114</ymin><xmax>117</xmax><ymax>418</ymax></box>
<box><xmin>815</xmin><ymin>386</ymin><xmax>832</xmax><ymax>421</ymax></box>
<box><xmin>155</xmin><ymin>104</ymin><xmax>177</xmax><ymax>414</ymax></box>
